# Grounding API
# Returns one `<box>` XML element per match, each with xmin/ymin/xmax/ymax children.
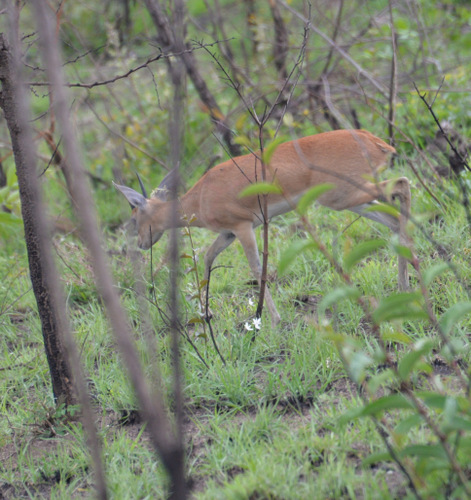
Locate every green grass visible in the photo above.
<box><xmin>2</xmin><ymin>167</ymin><xmax>470</xmax><ymax>498</ymax></box>
<box><xmin>2</xmin><ymin>161</ymin><xmax>471</xmax><ymax>497</ymax></box>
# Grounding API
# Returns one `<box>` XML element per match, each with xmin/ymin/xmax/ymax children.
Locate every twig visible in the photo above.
<box><xmin>38</xmin><ymin>135</ymin><xmax>61</xmax><ymax>177</ymax></box>
<box><xmin>413</xmin><ymin>81</ymin><xmax>470</xmax><ymax>173</ymax></box>
<box><xmin>414</xmin><ymin>82</ymin><xmax>471</xmax><ymax>231</ymax></box>
<box><xmin>319</xmin><ymin>0</ymin><xmax>344</xmax><ymax>78</ymax></box>
<box><xmin>387</xmin><ymin>0</ymin><xmax>398</xmax><ymax>150</ymax></box>
<box><xmin>204</xmin><ymin>266</ymin><xmax>226</xmax><ymax>365</ymax></box>
<box><xmin>28</xmin><ymin>40</ymin><xmax>231</xmax><ymax>89</ymax></box>
<box><xmin>30</xmin><ymin>52</ymin><xmax>163</xmax><ymax>88</ymax></box>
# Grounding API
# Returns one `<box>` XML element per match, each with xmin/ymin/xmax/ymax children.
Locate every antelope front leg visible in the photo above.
<box><xmin>393</xmin><ymin>177</ymin><xmax>411</xmax><ymax>291</ymax></box>
<box><xmin>234</xmin><ymin>225</ymin><xmax>281</xmax><ymax>328</ymax></box>
<box><xmin>203</xmin><ymin>232</ymin><xmax>236</xmax><ymax>281</ymax></box>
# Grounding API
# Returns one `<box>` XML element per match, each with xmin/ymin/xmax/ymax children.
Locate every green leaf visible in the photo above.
<box><xmin>343</xmin><ymin>239</ymin><xmax>387</xmax><ymax>272</ymax></box>
<box><xmin>443</xmin><ymin>416</ymin><xmax>471</xmax><ymax>433</ymax></box>
<box><xmin>443</xmin><ymin>395</ymin><xmax>458</xmax><ymax>420</ymax></box>
<box><xmin>420</xmin><ymin>458</ymin><xmax>451</xmax><ymax>475</ymax></box>
<box><xmin>187</xmin><ymin>317</ymin><xmax>204</xmax><ymax>324</ymax></box>
<box><xmin>400</xmin><ymin>444</ymin><xmax>447</xmax><ymax>460</ymax></box>
<box><xmin>440</xmin><ymin>396</ymin><xmax>470</xmax><ymax>434</ymax></box>
<box><xmin>367</xmin><ymin>369</ymin><xmax>394</xmax><ymax>394</ymax></box>
<box><xmin>397</xmin><ymin>339</ymin><xmax>434</xmax><ymax>380</ymax></box>
<box><xmin>233</xmin><ymin>135</ymin><xmax>252</xmax><ymax>148</ymax></box>
<box><xmin>392</xmin><ymin>243</ymin><xmax>414</xmax><ymax>260</ymax></box>
<box><xmin>394</xmin><ymin>414</ymin><xmax>423</xmax><ymax>435</ymax></box>
<box><xmin>423</xmin><ymin>262</ymin><xmax>450</xmax><ymax>287</ymax></box>
<box><xmin>338</xmin><ymin>406</ymin><xmax>365</xmax><ymax>425</ymax></box>
<box><xmin>364</xmin><ymin>202</ymin><xmax>399</xmax><ymax>218</ymax></box>
<box><xmin>318</xmin><ymin>286</ymin><xmax>361</xmax><ymax>317</ymax></box>
<box><xmin>416</xmin><ymin>392</ymin><xmax>469</xmax><ymax>412</ymax></box>
<box><xmin>381</xmin><ymin>330</ymin><xmax>413</xmax><ymax>344</ymax></box>
<box><xmin>238</xmin><ymin>181</ymin><xmax>282</xmax><ymax>198</ymax></box>
<box><xmin>372</xmin><ymin>292</ymin><xmax>427</xmax><ymax>324</ymax></box>
<box><xmin>0</xmin><ymin>212</ymin><xmax>22</xmax><ymax>225</ymax></box>
<box><xmin>278</xmin><ymin>240</ymin><xmax>317</xmax><ymax>276</ymax></box>
<box><xmin>0</xmin><ymin>186</ymin><xmax>8</xmax><ymax>202</ymax></box>
<box><xmin>296</xmin><ymin>184</ymin><xmax>335</xmax><ymax>215</ymax></box>
<box><xmin>362</xmin><ymin>451</ymin><xmax>393</xmax><ymax>467</ymax></box>
<box><xmin>419</xmin><ymin>393</ymin><xmax>448</xmax><ymax>411</ymax></box>
<box><xmin>261</xmin><ymin>136</ymin><xmax>286</xmax><ymax>165</ymax></box>
<box><xmin>439</xmin><ymin>301</ymin><xmax>471</xmax><ymax>335</ymax></box>
<box><xmin>358</xmin><ymin>394</ymin><xmax>413</xmax><ymax>416</ymax></box>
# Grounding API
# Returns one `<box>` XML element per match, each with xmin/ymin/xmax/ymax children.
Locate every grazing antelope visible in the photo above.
<box><xmin>115</xmin><ymin>129</ymin><xmax>411</xmax><ymax>327</ymax></box>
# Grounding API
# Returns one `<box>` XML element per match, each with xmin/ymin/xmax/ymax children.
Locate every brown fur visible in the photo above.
<box><xmin>116</xmin><ymin>129</ymin><xmax>411</xmax><ymax>327</ymax></box>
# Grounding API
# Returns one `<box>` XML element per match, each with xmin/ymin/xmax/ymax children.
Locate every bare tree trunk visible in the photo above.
<box><xmin>0</xmin><ymin>26</ymin><xmax>109</xmax><ymax>499</ymax></box>
<box><xmin>269</xmin><ymin>0</ymin><xmax>288</xmax><ymax>79</ymax></box>
<box><xmin>387</xmin><ymin>0</ymin><xmax>398</xmax><ymax>155</ymax></box>
<box><xmin>0</xmin><ymin>33</ymin><xmax>75</xmax><ymax>406</ymax></box>
<box><xmin>30</xmin><ymin>2</ymin><xmax>187</xmax><ymax>497</ymax></box>
<box><xmin>167</xmin><ymin>0</ymin><xmax>187</xmax><ymax>495</ymax></box>
<box><xmin>0</xmin><ymin>161</ymin><xmax>6</xmax><ymax>188</ymax></box>
<box><xmin>244</xmin><ymin>0</ymin><xmax>258</xmax><ymax>54</ymax></box>
<box><xmin>144</xmin><ymin>0</ymin><xmax>240</xmax><ymax>157</ymax></box>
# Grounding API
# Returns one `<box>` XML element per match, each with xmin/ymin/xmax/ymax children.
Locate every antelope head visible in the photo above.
<box><xmin>114</xmin><ymin>171</ymin><xmax>175</xmax><ymax>250</ymax></box>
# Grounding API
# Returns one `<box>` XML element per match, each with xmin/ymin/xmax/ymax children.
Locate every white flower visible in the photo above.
<box><xmin>244</xmin><ymin>322</ymin><xmax>253</xmax><ymax>331</ymax></box>
<box><xmin>248</xmin><ymin>298</ymin><xmax>255</xmax><ymax>307</ymax></box>
<box><xmin>253</xmin><ymin>317</ymin><xmax>262</xmax><ymax>330</ymax></box>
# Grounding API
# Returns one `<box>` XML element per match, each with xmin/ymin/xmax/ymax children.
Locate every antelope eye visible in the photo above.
<box><xmin>125</xmin><ymin>217</ymin><xmax>137</xmax><ymax>234</ymax></box>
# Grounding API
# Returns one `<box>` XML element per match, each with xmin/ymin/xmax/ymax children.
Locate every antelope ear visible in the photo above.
<box><xmin>113</xmin><ymin>182</ymin><xmax>147</xmax><ymax>209</ymax></box>
<box><xmin>153</xmin><ymin>169</ymin><xmax>178</xmax><ymax>201</ymax></box>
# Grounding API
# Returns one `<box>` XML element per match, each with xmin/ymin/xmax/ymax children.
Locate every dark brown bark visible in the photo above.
<box><xmin>268</xmin><ymin>0</ymin><xmax>288</xmax><ymax>78</ymax></box>
<box><xmin>2</xmin><ymin>24</ymin><xmax>109</xmax><ymax>498</ymax></box>
<box><xmin>0</xmin><ymin>162</ymin><xmax>6</xmax><ymax>188</ymax></box>
<box><xmin>144</xmin><ymin>0</ymin><xmax>240</xmax><ymax>157</ymax></box>
<box><xmin>0</xmin><ymin>33</ymin><xmax>75</xmax><ymax>405</ymax></box>
<box><xmin>244</xmin><ymin>0</ymin><xmax>258</xmax><ymax>54</ymax></box>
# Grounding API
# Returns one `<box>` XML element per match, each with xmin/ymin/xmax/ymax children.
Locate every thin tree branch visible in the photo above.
<box><xmin>28</xmin><ymin>39</ymin><xmax>230</xmax><ymax>89</ymax></box>
<box><xmin>31</xmin><ymin>3</ymin><xmax>186</xmax><ymax>498</ymax></box>
<box><xmin>387</xmin><ymin>0</ymin><xmax>398</xmax><ymax>150</ymax></box>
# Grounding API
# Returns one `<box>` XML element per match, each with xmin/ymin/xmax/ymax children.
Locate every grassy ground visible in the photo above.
<box><xmin>1</xmin><ymin>160</ymin><xmax>470</xmax><ymax>498</ymax></box>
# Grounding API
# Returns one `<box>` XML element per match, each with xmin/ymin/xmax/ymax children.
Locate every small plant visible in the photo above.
<box><xmin>0</xmin><ymin>162</ymin><xmax>22</xmax><ymax>244</ymax></box>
